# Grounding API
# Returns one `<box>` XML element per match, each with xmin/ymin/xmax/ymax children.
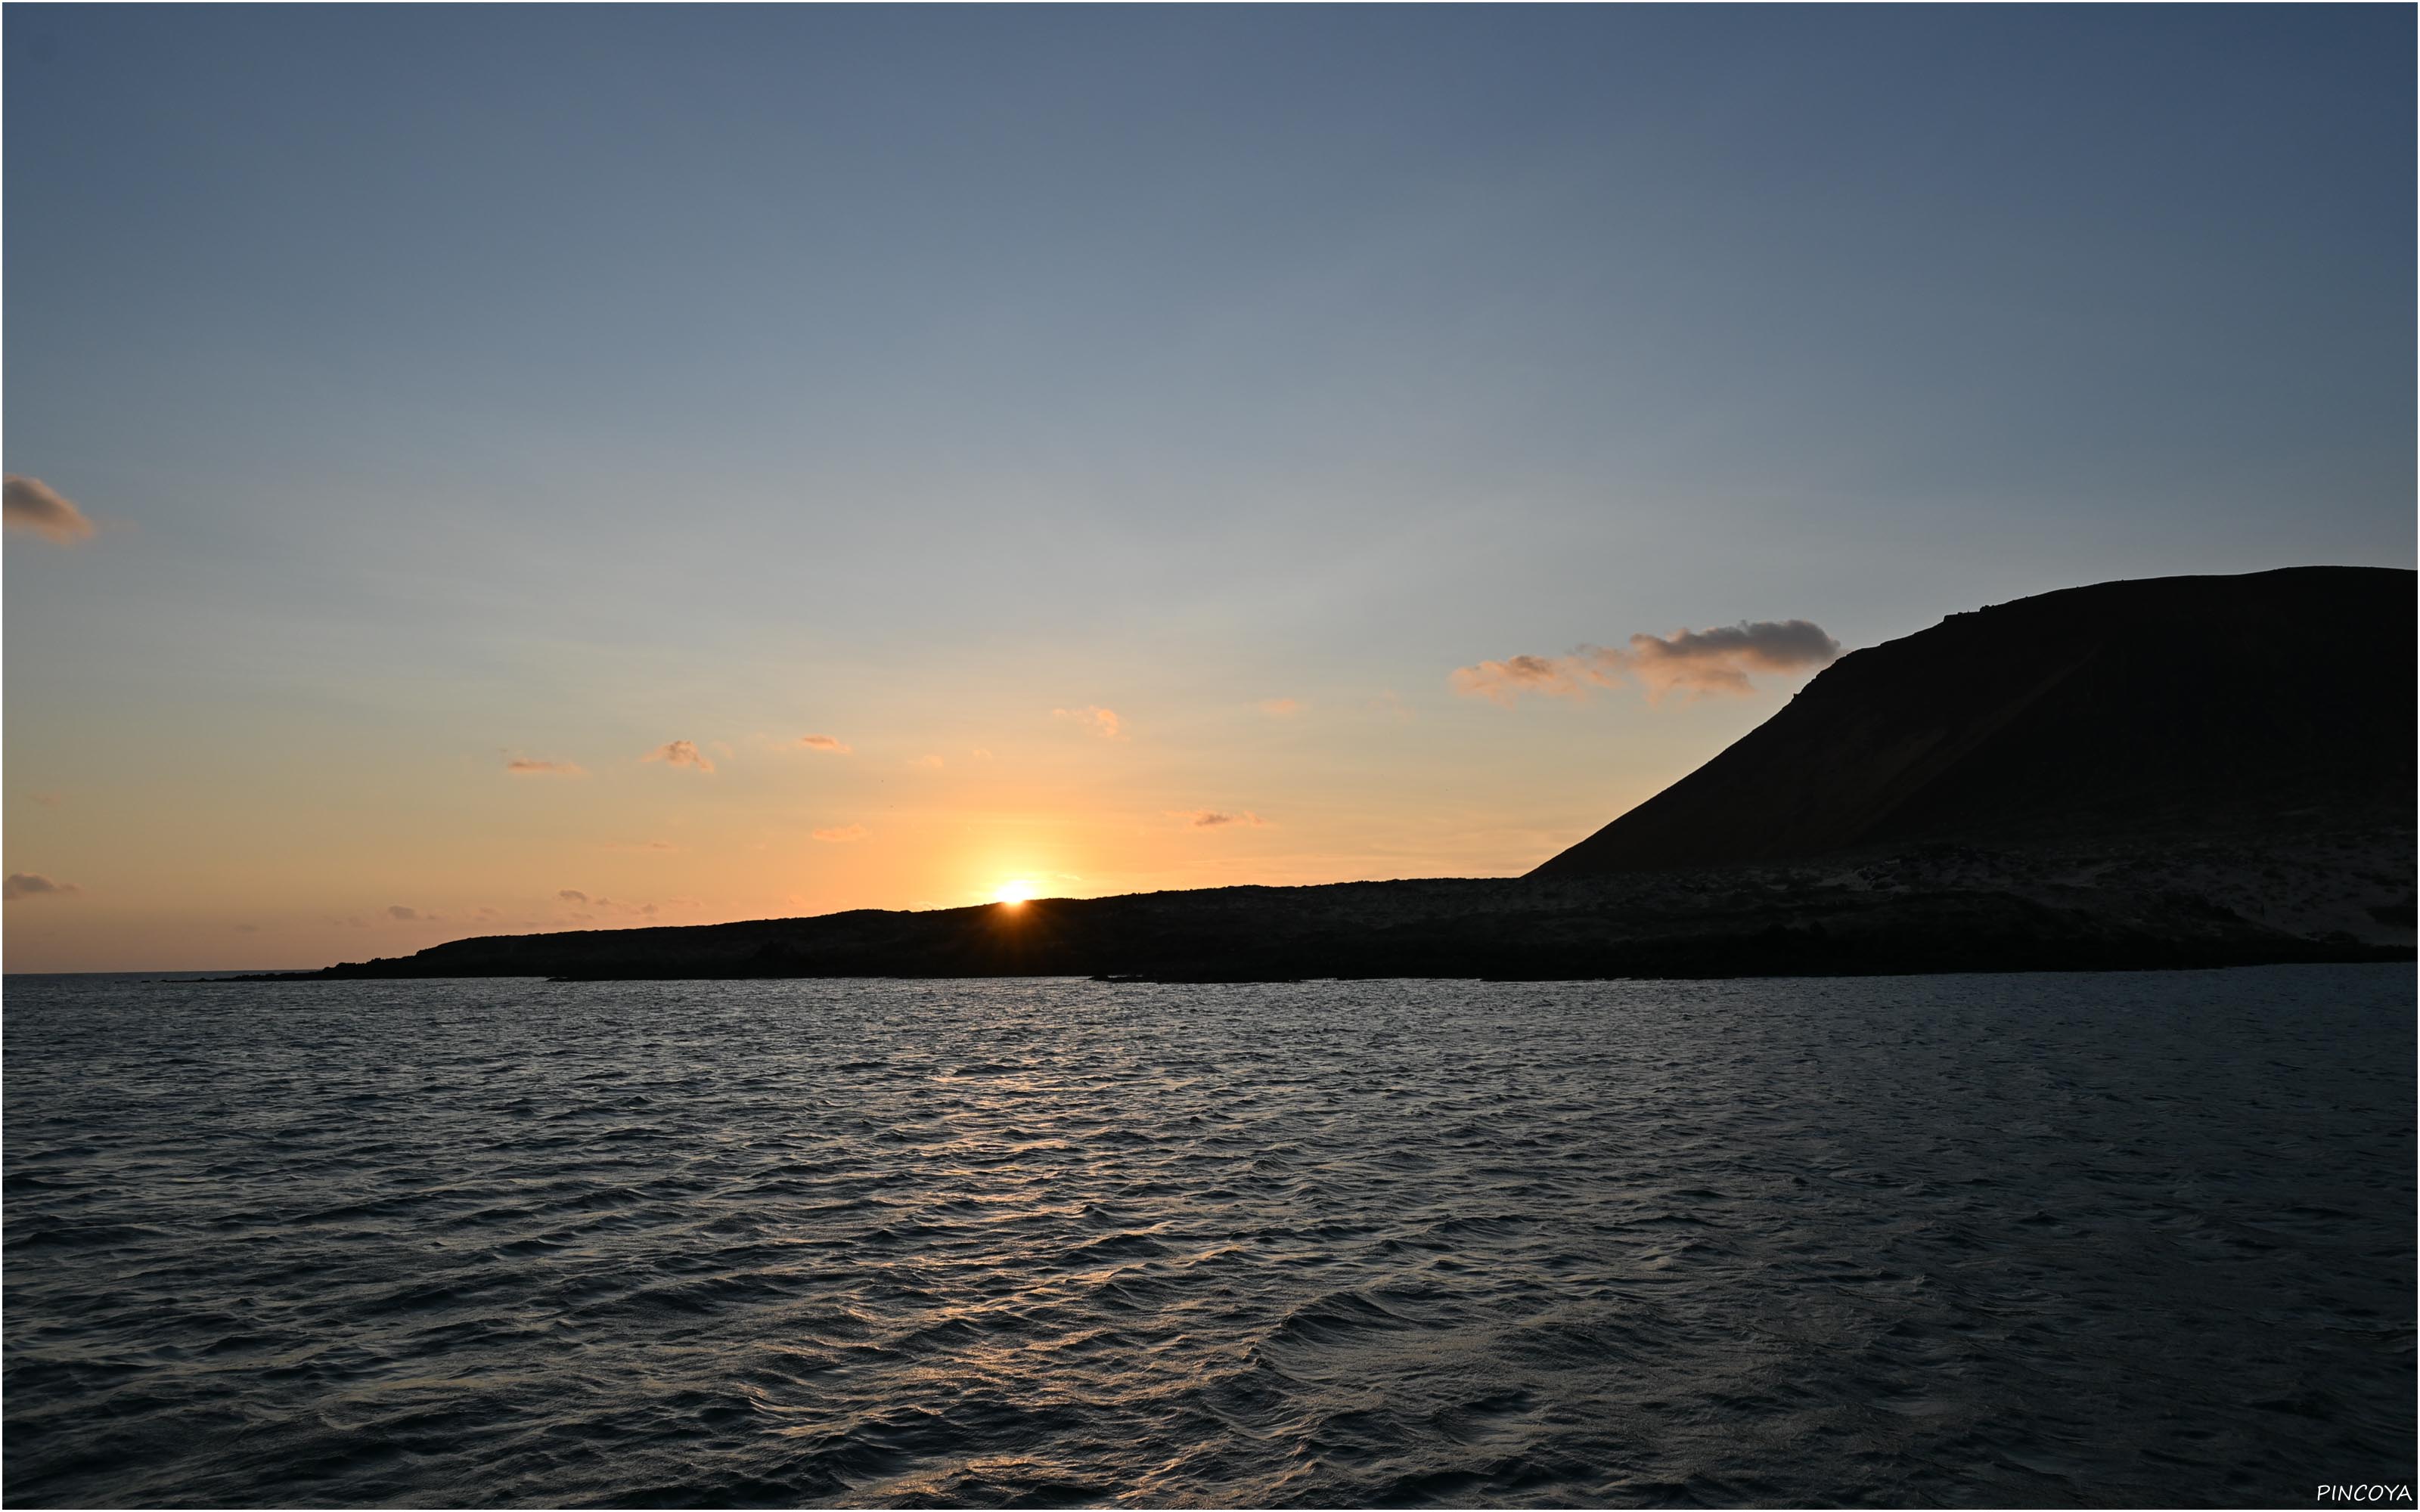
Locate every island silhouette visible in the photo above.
<box><xmin>261</xmin><ymin>566</ymin><xmax>2413</xmax><ymax>984</ymax></box>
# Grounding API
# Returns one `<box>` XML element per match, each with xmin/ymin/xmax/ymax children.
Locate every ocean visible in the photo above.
<box><xmin>5</xmin><ymin>966</ymin><xmax>2412</xmax><ymax>1506</ymax></box>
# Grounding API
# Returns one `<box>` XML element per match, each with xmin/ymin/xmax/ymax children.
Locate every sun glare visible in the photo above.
<box><xmin>993</xmin><ymin>879</ymin><xmax>1035</xmax><ymax>906</ymax></box>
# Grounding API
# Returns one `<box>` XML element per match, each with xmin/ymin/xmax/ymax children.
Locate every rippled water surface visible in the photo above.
<box><xmin>6</xmin><ymin>968</ymin><xmax>2412</xmax><ymax>1507</ymax></box>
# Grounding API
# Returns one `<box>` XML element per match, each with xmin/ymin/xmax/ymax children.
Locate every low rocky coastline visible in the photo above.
<box><xmin>238</xmin><ymin>820</ymin><xmax>2412</xmax><ymax>984</ymax></box>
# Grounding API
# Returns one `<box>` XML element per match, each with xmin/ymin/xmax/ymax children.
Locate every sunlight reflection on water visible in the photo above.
<box><xmin>4</xmin><ymin>967</ymin><xmax>2412</xmax><ymax>1506</ymax></box>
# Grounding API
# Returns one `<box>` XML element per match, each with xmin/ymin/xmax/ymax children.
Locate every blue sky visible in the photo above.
<box><xmin>5</xmin><ymin>5</ymin><xmax>2411</xmax><ymax>967</ymax></box>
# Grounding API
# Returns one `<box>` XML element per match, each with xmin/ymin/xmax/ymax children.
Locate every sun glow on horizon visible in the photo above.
<box><xmin>993</xmin><ymin>878</ymin><xmax>1036</xmax><ymax>905</ymax></box>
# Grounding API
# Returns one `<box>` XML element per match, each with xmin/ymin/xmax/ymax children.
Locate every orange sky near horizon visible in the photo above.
<box><xmin>2</xmin><ymin>657</ymin><xmax>1812</xmax><ymax>972</ymax></box>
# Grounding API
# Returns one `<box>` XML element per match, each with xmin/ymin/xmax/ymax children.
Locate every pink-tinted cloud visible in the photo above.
<box><xmin>812</xmin><ymin>825</ymin><xmax>867</xmax><ymax>843</ymax></box>
<box><xmin>644</xmin><ymin>739</ymin><xmax>715</xmax><ymax>773</ymax></box>
<box><xmin>3</xmin><ymin>476</ymin><xmax>95</xmax><ymax>544</ymax></box>
<box><xmin>507</xmin><ymin>758</ymin><xmax>585</xmax><ymax>776</ymax></box>
<box><xmin>1450</xmin><ymin>652</ymin><xmax>1621</xmax><ymax>705</ymax></box>
<box><xmin>1453</xmin><ymin>619</ymin><xmax>1840</xmax><ymax>705</ymax></box>
<box><xmin>1172</xmin><ymin>810</ymin><xmax>1266</xmax><ymax>829</ymax></box>
<box><xmin>5</xmin><ymin>872</ymin><xmax>80</xmax><ymax>900</ymax></box>
<box><xmin>1054</xmin><ymin>705</ymin><xmax>1123</xmax><ymax>739</ymax></box>
<box><xmin>799</xmin><ymin>734</ymin><xmax>852</xmax><ymax>753</ymax></box>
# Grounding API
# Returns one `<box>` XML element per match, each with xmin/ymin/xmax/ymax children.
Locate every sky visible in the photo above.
<box><xmin>5</xmin><ymin>5</ymin><xmax>2412</xmax><ymax>971</ymax></box>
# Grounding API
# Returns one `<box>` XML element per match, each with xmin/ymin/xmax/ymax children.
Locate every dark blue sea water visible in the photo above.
<box><xmin>5</xmin><ymin>967</ymin><xmax>2412</xmax><ymax>1507</ymax></box>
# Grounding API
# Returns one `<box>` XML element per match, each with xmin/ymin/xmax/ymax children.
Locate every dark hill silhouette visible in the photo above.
<box><xmin>1531</xmin><ymin>566</ymin><xmax>2415</xmax><ymax>877</ymax></box>
<box><xmin>240</xmin><ymin>566</ymin><xmax>2412</xmax><ymax>985</ymax></box>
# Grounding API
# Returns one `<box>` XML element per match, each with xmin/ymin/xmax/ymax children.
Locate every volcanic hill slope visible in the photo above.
<box><xmin>264</xmin><ymin>567</ymin><xmax>2412</xmax><ymax>984</ymax></box>
<box><xmin>1531</xmin><ymin>565</ymin><xmax>2413</xmax><ymax>875</ymax></box>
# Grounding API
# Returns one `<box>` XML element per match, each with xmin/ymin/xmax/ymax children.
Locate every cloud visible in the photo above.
<box><xmin>1453</xmin><ymin>619</ymin><xmax>1841</xmax><ymax>705</ymax></box>
<box><xmin>799</xmin><ymin>734</ymin><xmax>851</xmax><ymax>753</ymax></box>
<box><xmin>1260</xmin><ymin>698</ymin><xmax>1302</xmax><ymax>717</ymax></box>
<box><xmin>1626</xmin><ymin>620</ymin><xmax>1844</xmax><ymax>697</ymax></box>
<box><xmin>558</xmin><ymin>889</ymin><xmax>589</xmax><ymax>903</ymax></box>
<box><xmin>5</xmin><ymin>872</ymin><xmax>80</xmax><ymax>900</ymax></box>
<box><xmin>233</xmin><ymin>923</ymin><xmax>261</xmax><ymax>934</ymax></box>
<box><xmin>813</xmin><ymin>825</ymin><xmax>868</xmax><ymax>842</ymax></box>
<box><xmin>506</xmin><ymin>758</ymin><xmax>585</xmax><ymax>776</ymax></box>
<box><xmin>3</xmin><ymin>476</ymin><xmax>96</xmax><ymax>544</ymax></box>
<box><xmin>644</xmin><ymin>739</ymin><xmax>715</xmax><ymax>773</ymax></box>
<box><xmin>1451</xmin><ymin>652</ymin><xmax>1615</xmax><ymax>704</ymax></box>
<box><xmin>1055</xmin><ymin>705</ymin><xmax>1123</xmax><ymax>739</ymax></box>
<box><xmin>912</xmin><ymin>753</ymin><xmax>945</xmax><ymax>770</ymax></box>
<box><xmin>970</xmin><ymin>747</ymin><xmax>994</xmax><ymax>761</ymax></box>
<box><xmin>386</xmin><ymin>904</ymin><xmax>422</xmax><ymax>921</ymax></box>
<box><xmin>1172</xmin><ymin>810</ymin><xmax>1266</xmax><ymax>829</ymax></box>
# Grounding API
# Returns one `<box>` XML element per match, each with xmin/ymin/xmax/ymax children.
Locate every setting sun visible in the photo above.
<box><xmin>993</xmin><ymin>879</ymin><xmax>1036</xmax><ymax>906</ymax></box>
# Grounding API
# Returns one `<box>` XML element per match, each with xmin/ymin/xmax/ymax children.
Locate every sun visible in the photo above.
<box><xmin>993</xmin><ymin>878</ymin><xmax>1035</xmax><ymax>906</ymax></box>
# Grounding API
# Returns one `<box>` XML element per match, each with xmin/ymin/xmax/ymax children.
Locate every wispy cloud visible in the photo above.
<box><xmin>5</xmin><ymin>872</ymin><xmax>80</xmax><ymax>900</ymax></box>
<box><xmin>799</xmin><ymin>734</ymin><xmax>852</xmax><ymax>753</ymax></box>
<box><xmin>912</xmin><ymin>753</ymin><xmax>945</xmax><ymax>770</ymax></box>
<box><xmin>386</xmin><ymin>904</ymin><xmax>442</xmax><ymax>922</ymax></box>
<box><xmin>1259</xmin><ymin>698</ymin><xmax>1302</xmax><ymax>717</ymax></box>
<box><xmin>1055</xmin><ymin>705</ymin><xmax>1124</xmax><ymax>739</ymax></box>
<box><xmin>558</xmin><ymin>889</ymin><xmax>589</xmax><ymax>903</ymax></box>
<box><xmin>506</xmin><ymin>757</ymin><xmax>585</xmax><ymax>776</ymax></box>
<box><xmin>2</xmin><ymin>476</ymin><xmax>96</xmax><ymax>544</ymax></box>
<box><xmin>1172</xmin><ymin>810</ymin><xmax>1266</xmax><ymax>829</ymax></box>
<box><xmin>812</xmin><ymin>825</ymin><xmax>867</xmax><ymax>843</ymax></box>
<box><xmin>1453</xmin><ymin>619</ymin><xmax>1841</xmax><ymax>705</ymax></box>
<box><xmin>644</xmin><ymin>739</ymin><xmax>715</xmax><ymax>773</ymax></box>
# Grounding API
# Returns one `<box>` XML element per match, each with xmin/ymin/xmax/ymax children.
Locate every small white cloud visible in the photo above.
<box><xmin>1453</xmin><ymin>619</ymin><xmax>1841</xmax><ymax>705</ymax></box>
<box><xmin>1054</xmin><ymin>705</ymin><xmax>1123</xmax><ymax>739</ymax></box>
<box><xmin>644</xmin><ymin>739</ymin><xmax>715</xmax><ymax>773</ymax></box>
<box><xmin>2</xmin><ymin>476</ymin><xmax>96</xmax><ymax>544</ymax></box>
<box><xmin>1171</xmin><ymin>810</ymin><xmax>1267</xmax><ymax>829</ymax></box>
<box><xmin>5</xmin><ymin>872</ymin><xmax>81</xmax><ymax>900</ymax></box>
<box><xmin>506</xmin><ymin>757</ymin><xmax>585</xmax><ymax>776</ymax></box>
